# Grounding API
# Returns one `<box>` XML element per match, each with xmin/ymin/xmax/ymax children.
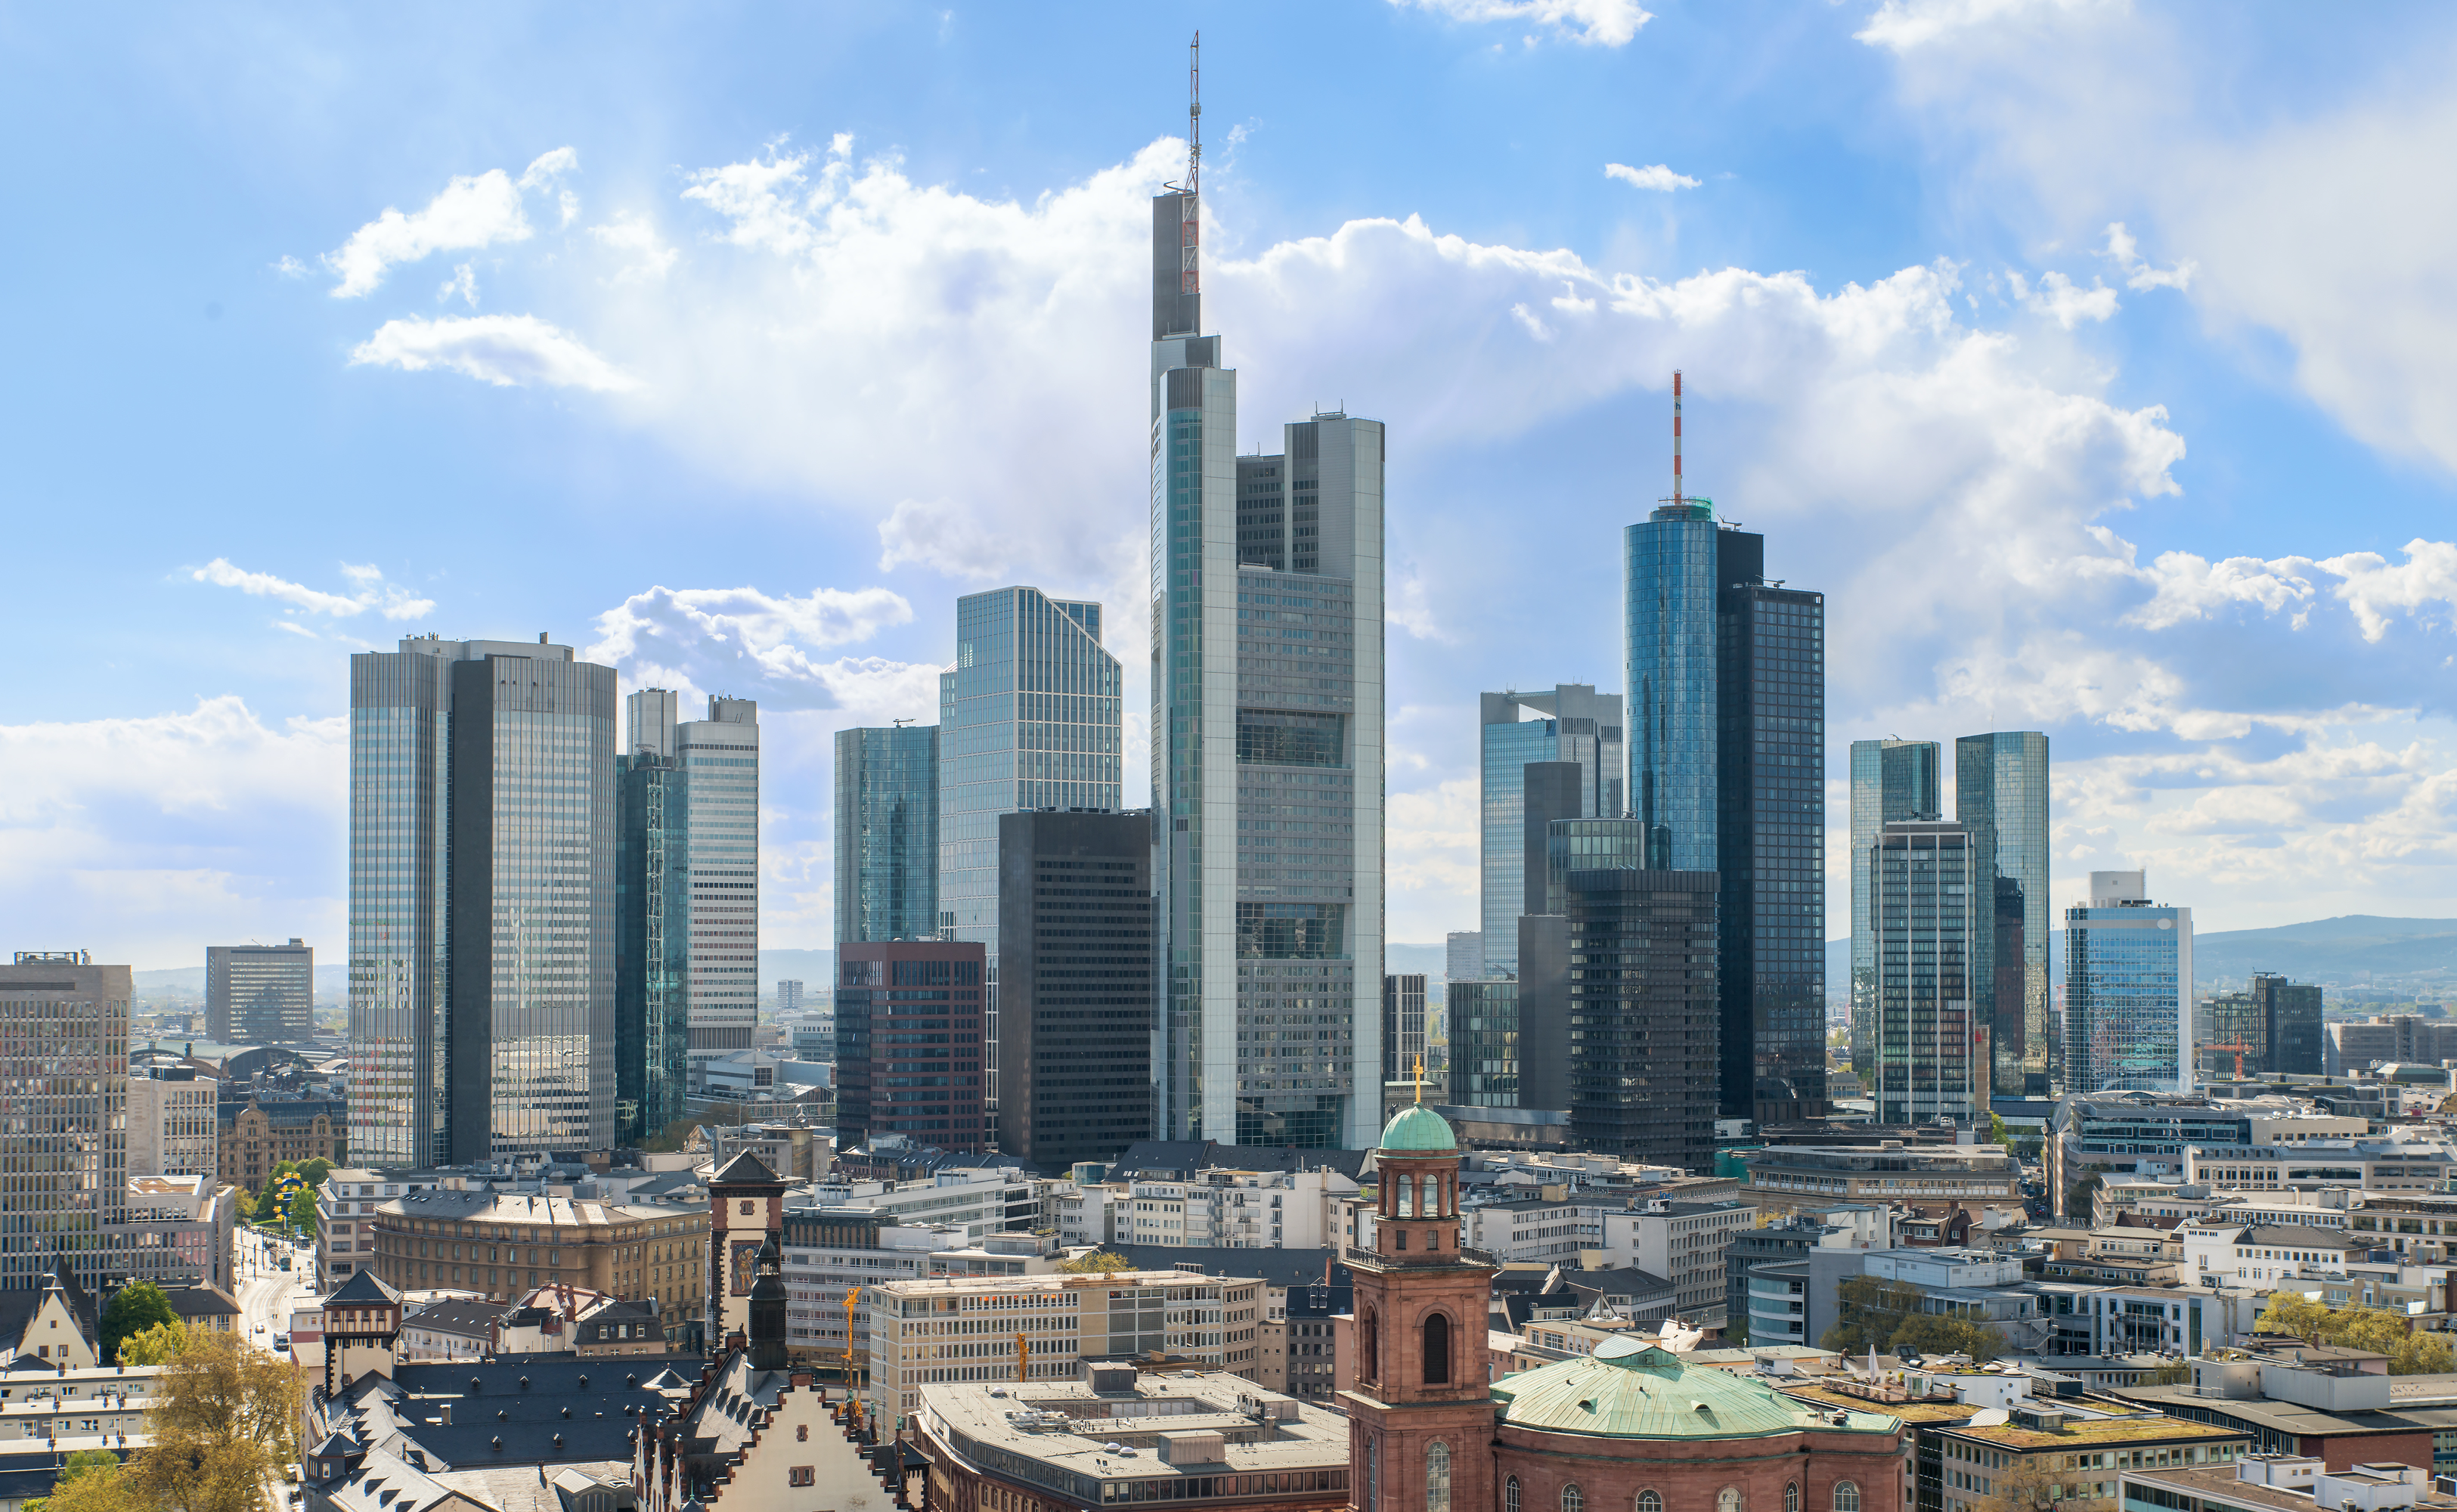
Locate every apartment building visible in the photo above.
<box><xmin>1742</xmin><ymin>1142</ymin><xmax>2022</xmax><ymax>1214</ymax></box>
<box><xmin>1115</xmin><ymin>1167</ymin><xmax>1357</xmax><ymax>1250</ymax></box>
<box><xmin>869</xmin><ymin>1269</ymin><xmax>1265</xmax><ymax>1421</ymax></box>
<box><xmin>804</xmin><ymin>1165</ymin><xmax>1043</xmax><ymax>1243</ymax></box>
<box><xmin>1606</xmin><ymin>1198</ymin><xmax>1757</xmax><ymax>1323</ymax></box>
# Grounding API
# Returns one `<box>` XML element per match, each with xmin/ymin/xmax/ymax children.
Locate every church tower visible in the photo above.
<box><xmin>708</xmin><ymin>1150</ymin><xmax>789</xmax><ymax>1354</ymax></box>
<box><xmin>1343</xmin><ymin>1101</ymin><xmax>1495</xmax><ymax>1512</ymax></box>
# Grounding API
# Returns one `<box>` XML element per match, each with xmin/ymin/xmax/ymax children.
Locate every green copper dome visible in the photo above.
<box><xmin>1379</xmin><ymin>1104</ymin><xmax>1458</xmax><ymax>1152</ymax></box>
<box><xmin>1492</xmin><ymin>1335</ymin><xmax>1900</xmax><ymax>1440</ymax></box>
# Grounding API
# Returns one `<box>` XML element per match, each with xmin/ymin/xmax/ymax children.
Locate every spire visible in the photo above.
<box><xmin>1151</xmin><ymin>34</ymin><xmax>1205</xmax><ymax>340</ymax></box>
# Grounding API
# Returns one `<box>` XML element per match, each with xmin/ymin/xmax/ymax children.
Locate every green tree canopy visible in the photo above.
<box><xmin>2257</xmin><ymin>1293</ymin><xmax>2457</xmax><ymax>1375</ymax></box>
<box><xmin>101</xmin><ymin>1281</ymin><xmax>178</xmax><ymax>1367</ymax></box>
<box><xmin>287</xmin><ymin>1182</ymin><xmax>321</xmax><ymax>1237</ymax></box>
<box><xmin>117</xmin><ymin>1321</ymin><xmax>187</xmax><ymax>1367</ymax></box>
<box><xmin>1057</xmin><ymin>1250</ymin><xmax>1132</xmax><ymax>1275</ymax></box>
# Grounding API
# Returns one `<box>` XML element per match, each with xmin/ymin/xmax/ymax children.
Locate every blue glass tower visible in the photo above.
<box><xmin>1478</xmin><ymin>685</ymin><xmax>1622</xmax><ymax>975</ymax></box>
<box><xmin>834</xmin><ymin>724</ymin><xmax>940</xmax><ymax>945</ymax></box>
<box><xmin>2065</xmin><ymin>870</ymin><xmax>2192</xmax><ymax>1094</ymax></box>
<box><xmin>1625</xmin><ymin>504</ymin><xmax>1725</xmax><ymax>872</ymax></box>
<box><xmin>1957</xmin><ymin>731</ymin><xmax>2052</xmax><ymax>1095</ymax></box>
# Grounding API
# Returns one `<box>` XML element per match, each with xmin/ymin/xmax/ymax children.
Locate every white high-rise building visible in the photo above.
<box><xmin>1148</xmin><ymin>144</ymin><xmax>1386</xmax><ymax>1150</ymax></box>
<box><xmin>624</xmin><ymin>690</ymin><xmax>762</xmax><ymax>1089</ymax></box>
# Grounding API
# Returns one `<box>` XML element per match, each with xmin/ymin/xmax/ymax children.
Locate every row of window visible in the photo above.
<box><xmin>1501</xmin><ymin>1478</ymin><xmax>1855</xmax><ymax>1512</ymax></box>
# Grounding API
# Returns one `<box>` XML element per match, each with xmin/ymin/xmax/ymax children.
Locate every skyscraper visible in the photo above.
<box><xmin>1478</xmin><ymin>686</ymin><xmax>1623</xmax><ymax>973</ymax></box>
<box><xmin>1561</xmin><ymin>868</ymin><xmax>1720</xmax><ymax>1170</ymax></box>
<box><xmin>1448</xmin><ymin>980</ymin><xmax>1520</xmax><ymax>1106</ymax></box>
<box><xmin>996</xmin><ymin>808</ymin><xmax>1154</xmax><ymax>1167</ymax></box>
<box><xmin>1</xmin><ymin>953</ymin><xmax>129</xmax><ymax>1291</ymax></box>
<box><xmin>2254</xmin><ymin>972</ymin><xmax>2323</xmax><ymax>1077</ymax></box>
<box><xmin>206</xmin><ymin>938</ymin><xmax>313</xmax><ymax>1043</ymax></box>
<box><xmin>1625</xmin><ymin>435</ymin><xmax>1825</xmax><ymax>1122</ymax></box>
<box><xmin>616</xmin><ymin>691</ymin><xmax>758</xmax><ymax>1142</ymax></box>
<box><xmin>2065</xmin><ymin>870</ymin><xmax>2192</xmax><ymax>1095</ymax></box>
<box><xmin>1957</xmin><ymin>731</ymin><xmax>2051</xmax><ymax>1095</ymax></box>
<box><xmin>1870</xmin><ymin>820</ymin><xmax>1977</xmax><ymax>1126</ymax></box>
<box><xmin>937</xmin><ymin>586</ymin><xmax>1123</xmax><ymax>1140</ymax></box>
<box><xmin>349</xmin><ymin>634</ymin><xmax>618</xmax><ymax>1168</ymax></box>
<box><xmin>1382</xmin><ymin>973</ymin><xmax>1427</xmax><ymax>1085</ymax></box>
<box><xmin>833</xmin><ymin>940</ymin><xmax>988</xmax><ymax>1150</ymax></box>
<box><xmin>1848</xmin><ymin>739</ymin><xmax>1941</xmax><ymax>1075</ymax></box>
<box><xmin>835</xmin><ymin>723</ymin><xmax>940</xmax><ymax>945</ymax></box>
<box><xmin>1445</xmin><ymin>931</ymin><xmax>1483</xmax><ymax>984</ymax></box>
<box><xmin>1149</xmin><ymin>130</ymin><xmax>1386</xmax><ymax>1150</ymax></box>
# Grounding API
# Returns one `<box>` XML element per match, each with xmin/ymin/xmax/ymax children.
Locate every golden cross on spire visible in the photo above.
<box><xmin>1413</xmin><ymin>1052</ymin><xmax>1425</xmax><ymax>1104</ymax></box>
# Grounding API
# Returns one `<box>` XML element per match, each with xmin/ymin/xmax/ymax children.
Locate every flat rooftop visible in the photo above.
<box><xmin>922</xmin><ymin>1371</ymin><xmax>1346</xmax><ymax>1485</ymax></box>
<box><xmin>2127</xmin><ymin>1464</ymin><xmax>2457</xmax><ymax>1512</ymax></box>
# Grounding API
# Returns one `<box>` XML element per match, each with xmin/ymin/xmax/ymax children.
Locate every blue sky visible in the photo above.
<box><xmin>9</xmin><ymin>0</ymin><xmax>2457</xmax><ymax>968</ymax></box>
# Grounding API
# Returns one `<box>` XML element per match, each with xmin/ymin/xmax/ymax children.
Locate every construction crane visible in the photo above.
<box><xmin>842</xmin><ymin>1286</ymin><xmax>859</xmax><ymax>1390</ymax></box>
<box><xmin>1017</xmin><ymin>1330</ymin><xmax>1031</xmax><ymax>1383</ymax></box>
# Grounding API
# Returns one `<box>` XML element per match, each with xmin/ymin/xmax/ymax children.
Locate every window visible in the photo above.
<box><xmin>1720</xmin><ymin>1490</ymin><xmax>1740</xmax><ymax>1512</ymax></box>
<box><xmin>1362</xmin><ymin>1309</ymin><xmax>1378</xmax><ymax>1380</ymax></box>
<box><xmin>1424</xmin><ymin>1312</ymin><xmax>1452</xmax><ymax>1385</ymax></box>
<box><xmin>797</xmin><ymin>1424</ymin><xmax>807</xmax><ymax>1442</ymax></box>
<box><xmin>789</xmin><ymin>1467</ymin><xmax>814</xmax><ymax>1488</ymax></box>
<box><xmin>1786</xmin><ymin>1486</ymin><xmax>1799</xmax><ymax>1512</ymax></box>
<box><xmin>1639</xmin><ymin>1494</ymin><xmax>1662</xmax><ymax>1512</ymax></box>
<box><xmin>1835</xmin><ymin>1484</ymin><xmax>1860</xmax><ymax>1512</ymax></box>
<box><xmin>1563</xmin><ymin>1486</ymin><xmax>1584</xmax><ymax>1512</ymax></box>
<box><xmin>1427</xmin><ymin>1442</ymin><xmax>1451</xmax><ymax>1512</ymax></box>
<box><xmin>1507</xmin><ymin>1479</ymin><xmax>1522</xmax><ymax>1512</ymax></box>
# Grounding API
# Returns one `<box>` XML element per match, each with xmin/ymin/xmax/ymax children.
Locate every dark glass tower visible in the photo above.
<box><xmin>1562</xmin><ymin>868</ymin><xmax>1719</xmax><ymax>1171</ymax></box>
<box><xmin>1957</xmin><ymin>731</ymin><xmax>2051</xmax><ymax>1095</ymax></box>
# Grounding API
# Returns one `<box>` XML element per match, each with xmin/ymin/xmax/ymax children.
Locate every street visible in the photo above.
<box><xmin>234</xmin><ymin>1227</ymin><xmax>318</xmax><ymax>1353</ymax></box>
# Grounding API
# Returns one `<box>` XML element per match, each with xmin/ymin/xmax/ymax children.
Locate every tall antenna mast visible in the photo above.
<box><xmin>1673</xmin><ymin>369</ymin><xmax>1684</xmax><ymax>508</ymax></box>
<box><xmin>1182</xmin><ymin>33</ymin><xmax>1201</xmax><ymax>300</ymax></box>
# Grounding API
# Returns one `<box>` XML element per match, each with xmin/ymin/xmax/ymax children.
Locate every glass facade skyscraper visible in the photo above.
<box><xmin>1625</xmin><ymin>500</ymin><xmax>1826</xmax><ymax>1121</ymax></box>
<box><xmin>1478</xmin><ymin>685</ymin><xmax>1623</xmax><ymax>974</ymax></box>
<box><xmin>1562</xmin><ymin>868</ymin><xmax>1720</xmax><ymax>1171</ymax></box>
<box><xmin>2065</xmin><ymin>870</ymin><xmax>2192</xmax><ymax>1095</ymax></box>
<box><xmin>937</xmin><ymin>584</ymin><xmax>1123</xmax><ymax>1136</ymax></box>
<box><xmin>616</xmin><ymin>690</ymin><xmax>759</xmax><ymax>1143</ymax></box>
<box><xmin>1449</xmin><ymin>979</ymin><xmax>1519</xmax><ymax>1106</ymax></box>
<box><xmin>1871</xmin><ymin>820</ymin><xmax>1977</xmax><ymax>1126</ymax></box>
<box><xmin>1150</xmin><ymin>186</ymin><xmax>1386</xmax><ymax>1150</ymax></box>
<box><xmin>349</xmin><ymin>635</ymin><xmax>618</xmax><ymax>1168</ymax></box>
<box><xmin>1957</xmin><ymin>731</ymin><xmax>2051</xmax><ymax>1095</ymax></box>
<box><xmin>1848</xmin><ymin>739</ymin><xmax>1941</xmax><ymax>1076</ymax></box>
<box><xmin>834</xmin><ymin>724</ymin><xmax>940</xmax><ymax>944</ymax></box>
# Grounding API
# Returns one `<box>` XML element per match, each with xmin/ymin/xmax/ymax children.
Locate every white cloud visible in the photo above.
<box><xmin>585</xmin><ymin>581</ymin><xmax>918</xmax><ymax>709</ymax></box>
<box><xmin>2102</xmin><ymin>221</ymin><xmax>2194</xmax><ymax>291</ymax></box>
<box><xmin>588</xmin><ymin>212</ymin><xmax>679</xmax><ymax>283</ymax></box>
<box><xmin>2125</xmin><ymin>550</ymin><xmax>2316</xmax><ymax>630</ymax></box>
<box><xmin>1604</xmin><ymin>162</ymin><xmax>1699</xmax><ymax>192</ymax></box>
<box><xmin>348</xmin><ymin>314</ymin><xmax>639</xmax><ymax>392</ymax></box>
<box><xmin>0</xmin><ymin>698</ymin><xmax>347</xmax><ymax>968</ymax></box>
<box><xmin>438</xmin><ymin>262</ymin><xmax>478</xmax><ymax>308</ymax></box>
<box><xmin>1857</xmin><ymin>0</ymin><xmax>2120</xmax><ymax>53</ymax></box>
<box><xmin>2009</xmin><ymin>268</ymin><xmax>2118</xmax><ymax>328</ymax></box>
<box><xmin>517</xmin><ymin>147</ymin><xmax>579</xmax><ymax>191</ymax></box>
<box><xmin>190</xmin><ymin>559</ymin><xmax>435</xmax><ymax>621</ymax></box>
<box><xmin>1390</xmin><ymin>0</ymin><xmax>1652</xmax><ymax>46</ymax></box>
<box><xmin>272</xmin><ymin>256</ymin><xmax>309</xmax><ymax>279</ymax></box>
<box><xmin>327</xmin><ymin>170</ymin><xmax>531</xmax><ymax>299</ymax></box>
<box><xmin>876</xmin><ymin>500</ymin><xmax>1018</xmax><ymax>581</ymax></box>
<box><xmin>2317</xmin><ymin>540</ymin><xmax>2457</xmax><ymax>643</ymax></box>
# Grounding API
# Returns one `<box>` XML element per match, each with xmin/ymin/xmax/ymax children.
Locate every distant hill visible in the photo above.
<box><xmin>1824</xmin><ymin>914</ymin><xmax>2457</xmax><ymax>995</ymax></box>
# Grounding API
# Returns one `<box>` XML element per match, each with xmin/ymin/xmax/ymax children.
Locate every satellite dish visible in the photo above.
<box><xmin>1969</xmin><ymin>1409</ymin><xmax>2010</xmax><ymax>1427</ymax></box>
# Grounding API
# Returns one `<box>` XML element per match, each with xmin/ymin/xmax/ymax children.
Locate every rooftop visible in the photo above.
<box><xmin>921</xmin><ymin>1371</ymin><xmax>1343</xmax><ymax>1488</ymax></box>
<box><xmin>2127</xmin><ymin>1464</ymin><xmax>2457</xmax><ymax>1512</ymax></box>
<box><xmin>1775</xmin><ymin>1381</ymin><xmax>1985</xmax><ymax>1427</ymax></box>
<box><xmin>1942</xmin><ymin>1408</ymin><xmax>2245</xmax><ymax>1451</ymax></box>
<box><xmin>1494</xmin><ymin>1336</ymin><xmax>1900</xmax><ymax>1440</ymax></box>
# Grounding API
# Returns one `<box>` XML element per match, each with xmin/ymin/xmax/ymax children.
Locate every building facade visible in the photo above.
<box><xmin>1871</xmin><ymin>820</ymin><xmax>1978</xmax><ymax>1127</ymax></box>
<box><xmin>616</xmin><ymin>689</ymin><xmax>761</xmax><ymax>1139</ymax></box>
<box><xmin>1448</xmin><ymin>932</ymin><xmax>1483</xmax><ymax>984</ymax></box>
<box><xmin>1848</xmin><ymin>739</ymin><xmax>1941</xmax><ymax>1076</ymax></box>
<box><xmin>361</xmin><ymin>1188</ymin><xmax>706</xmax><ymax>1310</ymax></box>
<box><xmin>217</xmin><ymin>1098</ymin><xmax>344</xmax><ymax>1188</ymax></box>
<box><xmin>206</xmin><ymin>939</ymin><xmax>312</xmax><ymax>1043</ymax></box>
<box><xmin>1384</xmin><ymin>973</ymin><xmax>1429</xmax><ymax>1085</ymax></box>
<box><xmin>348</xmin><ymin>634</ymin><xmax>619</xmax><ymax>1169</ymax></box>
<box><xmin>1956</xmin><ymin>731</ymin><xmax>2051</xmax><ymax>1095</ymax></box>
<box><xmin>1479</xmin><ymin>686</ymin><xmax>1623</xmax><ymax>974</ymax></box>
<box><xmin>1450</xmin><ymin>979</ymin><xmax>1520</xmax><ymax>1107</ymax></box>
<box><xmin>834</xmin><ymin>723</ymin><xmax>940</xmax><ymax>946</ymax></box>
<box><xmin>2065</xmin><ymin>870</ymin><xmax>2193</xmax><ymax>1095</ymax></box>
<box><xmin>996</xmin><ymin>808</ymin><xmax>1156</xmax><ymax>1167</ymax></box>
<box><xmin>940</xmin><ymin>586</ymin><xmax>1126</xmax><ymax>1139</ymax></box>
<box><xmin>0</xmin><ymin>956</ymin><xmax>131</xmax><ymax>1293</ymax></box>
<box><xmin>833</xmin><ymin>940</ymin><xmax>990</xmax><ymax>1150</ymax></box>
<box><xmin>1562</xmin><ymin>869</ymin><xmax>1720</xmax><ymax>1171</ymax></box>
<box><xmin>128</xmin><ymin>1065</ymin><xmax>219</xmax><ymax>1177</ymax></box>
<box><xmin>1150</xmin><ymin>179</ymin><xmax>1387</xmax><ymax>1152</ymax></box>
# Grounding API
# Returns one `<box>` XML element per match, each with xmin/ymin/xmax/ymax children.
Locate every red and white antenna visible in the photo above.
<box><xmin>1673</xmin><ymin>369</ymin><xmax>1684</xmax><ymax>507</ymax></box>
<box><xmin>1182</xmin><ymin>33</ymin><xmax>1201</xmax><ymax>298</ymax></box>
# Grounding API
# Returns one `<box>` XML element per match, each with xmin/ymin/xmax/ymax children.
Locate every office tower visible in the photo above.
<box><xmin>833</xmin><ymin>940</ymin><xmax>988</xmax><ymax>1151</ymax></box>
<box><xmin>2254</xmin><ymin>972</ymin><xmax>2323</xmax><ymax>1076</ymax></box>
<box><xmin>2</xmin><ymin>953</ymin><xmax>129</xmax><ymax>1290</ymax></box>
<box><xmin>1520</xmin><ymin>761</ymin><xmax>1588</xmax><ymax>920</ymax></box>
<box><xmin>1870</xmin><ymin>820</ymin><xmax>1977</xmax><ymax>1126</ymax></box>
<box><xmin>1626</xmin><ymin>478</ymin><xmax>1826</xmax><ymax>1123</ymax></box>
<box><xmin>349</xmin><ymin>634</ymin><xmax>618</xmax><ymax>1169</ymax></box>
<box><xmin>1957</xmin><ymin>731</ymin><xmax>2051</xmax><ymax>1095</ymax></box>
<box><xmin>835</xmin><ymin>724</ymin><xmax>940</xmax><ymax>944</ymax></box>
<box><xmin>2200</xmin><ymin>985</ymin><xmax>2263</xmax><ymax>1077</ymax></box>
<box><xmin>996</xmin><ymin>809</ymin><xmax>1154</xmax><ymax>1166</ymax></box>
<box><xmin>1445</xmin><ymin>932</ymin><xmax>1483</xmax><ymax>984</ymax></box>
<box><xmin>128</xmin><ymin>1064</ymin><xmax>218</xmax><ymax>1176</ymax></box>
<box><xmin>776</xmin><ymin>980</ymin><xmax>803</xmax><ymax>1013</ymax></box>
<box><xmin>206</xmin><ymin>939</ymin><xmax>312</xmax><ymax>1043</ymax></box>
<box><xmin>616</xmin><ymin>690</ymin><xmax>761</xmax><ymax>1120</ymax></box>
<box><xmin>1479</xmin><ymin>686</ymin><xmax>1624</xmax><ymax>973</ymax></box>
<box><xmin>1561</xmin><ymin>869</ymin><xmax>1719</xmax><ymax>1170</ymax></box>
<box><xmin>1448</xmin><ymin>980</ymin><xmax>1520</xmax><ymax>1105</ymax></box>
<box><xmin>1517</xmin><ymin>813</ymin><xmax>1650</xmax><ymax>1117</ymax></box>
<box><xmin>2065</xmin><ymin>870</ymin><xmax>2192</xmax><ymax>1095</ymax></box>
<box><xmin>938</xmin><ymin>587</ymin><xmax>1124</xmax><ymax>1142</ymax></box>
<box><xmin>1149</xmin><ymin>153</ymin><xmax>1387</xmax><ymax>1151</ymax></box>
<box><xmin>1383</xmin><ymin>974</ymin><xmax>1427</xmax><ymax>1084</ymax></box>
<box><xmin>1847</xmin><ymin>739</ymin><xmax>1941</xmax><ymax>1076</ymax></box>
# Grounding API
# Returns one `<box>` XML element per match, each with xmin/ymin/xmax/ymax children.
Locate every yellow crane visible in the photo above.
<box><xmin>1017</xmin><ymin>1330</ymin><xmax>1031</xmax><ymax>1382</ymax></box>
<box><xmin>842</xmin><ymin>1287</ymin><xmax>859</xmax><ymax>1388</ymax></box>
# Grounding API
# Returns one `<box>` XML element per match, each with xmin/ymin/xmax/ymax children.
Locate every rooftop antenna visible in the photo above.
<box><xmin>1673</xmin><ymin>369</ymin><xmax>1684</xmax><ymax>509</ymax></box>
<box><xmin>1186</xmin><ymin>33</ymin><xmax>1201</xmax><ymax>302</ymax></box>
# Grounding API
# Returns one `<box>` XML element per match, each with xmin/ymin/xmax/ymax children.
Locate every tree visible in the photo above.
<box><xmin>117</xmin><ymin>1321</ymin><xmax>187</xmax><ymax>1367</ymax></box>
<box><xmin>1892</xmin><ymin>1313</ymin><xmax>2006</xmax><ymax>1363</ymax></box>
<box><xmin>1988</xmin><ymin>1113</ymin><xmax>2020</xmax><ymax>1154</ymax></box>
<box><xmin>1057</xmin><ymin>1250</ymin><xmax>1132</xmax><ymax>1275</ymax></box>
<box><xmin>1820</xmin><ymin>1276</ymin><xmax>1922</xmax><ymax>1356</ymax></box>
<box><xmin>287</xmin><ymin>1182</ymin><xmax>320</xmax><ymax>1238</ymax></box>
<box><xmin>124</xmin><ymin>1330</ymin><xmax>297</xmax><ymax>1512</ymax></box>
<box><xmin>2257</xmin><ymin>1290</ymin><xmax>2334</xmax><ymax>1343</ymax></box>
<box><xmin>28</xmin><ymin>1452</ymin><xmax>134</xmax><ymax>1512</ymax></box>
<box><xmin>2255</xmin><ymin>1293</ymin><xmax>2457</xmax><ymax>1376</ymax></box>
<box><xmin>101</xmin><ymin>1281</ymin><xmax>178</xmax><ymax>1367</ymax></box>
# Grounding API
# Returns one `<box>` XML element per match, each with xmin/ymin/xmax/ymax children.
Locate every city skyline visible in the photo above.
<box><xmin>14</xmin><ymin>8</ymin><xmax>2457</xmax><ymax>967</ymax></box>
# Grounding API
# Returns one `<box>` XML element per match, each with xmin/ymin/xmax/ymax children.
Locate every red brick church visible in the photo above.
<box><xmin>1340</xmin><ymin>1101</ymin><xmax>1907</xmax><ymax>1512</ymax></box>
